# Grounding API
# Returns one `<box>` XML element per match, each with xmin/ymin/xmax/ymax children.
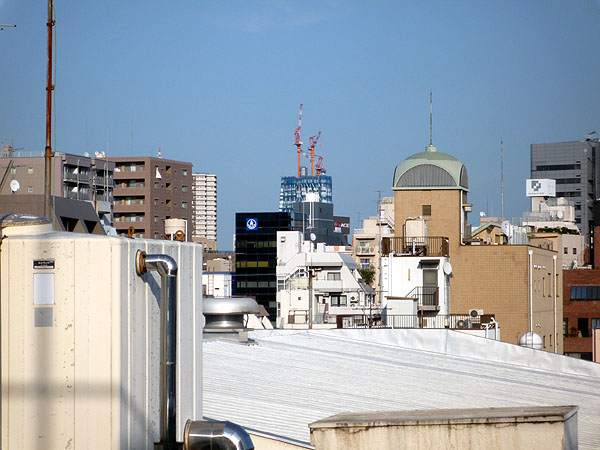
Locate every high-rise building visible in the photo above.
<box><xmin>279</xmin><ymin>175</ymin><xmax>333</xmax><ymax>212</ymax></box>
<box><xmin>234</xmin><ymin>212</ymin><xmax>292</xmax><ymax>319</ymax></box>
<box><xmin>192</xmin><ymin>173</ymin><xmax>217</xmax><ymax>243</ymax></box>
<box><xmin>531</xmin><ymin>137</ymin><xmax>600</xmax><ymax>237</ymax></box>
<box><xmin>111</xmin><ymin>156</ymin><xmax>192</xmax><ymax>239</ymax></box>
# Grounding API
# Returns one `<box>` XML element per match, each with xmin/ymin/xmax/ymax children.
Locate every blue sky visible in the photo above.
<box><xmin>2</xmin><ymin>1</ymin><xmax>600</xmax><ymax>247</ymax></box>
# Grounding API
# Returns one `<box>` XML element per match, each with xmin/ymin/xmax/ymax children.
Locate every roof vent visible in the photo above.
<box><xmin>203</xmin><ymin>297</ymin><xmax>262</xmax><ymax>344</ymax></box>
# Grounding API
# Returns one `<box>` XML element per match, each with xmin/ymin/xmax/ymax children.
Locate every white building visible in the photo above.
<box><xmin>276</xmin><ymin>231</ymin><xmax>375</xmax><ymax>328</ymax></box>
<box><xmin>202</xmin><ymin>271</ymin><xmax>232</xmax><ymax>298</ymax></box>
<box><xmin>191</xmin><ymin>173</ymin><xmax>217</xmax><ymax>242</ymax></box>
<box><xmin>381</xmin><ymin>218</ymin><xmax>453</xmax><ymax>328</ymax></box>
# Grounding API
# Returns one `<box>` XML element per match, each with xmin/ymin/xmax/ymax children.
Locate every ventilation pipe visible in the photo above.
<box><xmin>136</xmin><ymin>250</ymin><xmax>181</xmax><ymax>449</ymax></box>
<box><xmin>184</xmin><ymin>420</ymin><xmax>254</xmax><ymax>450</ymax></box>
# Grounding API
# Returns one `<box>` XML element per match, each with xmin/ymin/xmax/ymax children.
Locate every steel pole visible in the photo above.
<box><xmin>44</xmin><ymin>0</ymin><xmax>54</xmax><ymax>220</ymax></box>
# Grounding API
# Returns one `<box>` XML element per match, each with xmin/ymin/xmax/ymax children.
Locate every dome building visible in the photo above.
<box><xmin>385</xmin><ymin>140</ymin><xmax>562</xmax><ymax>352</ymax></box>
<box><xmin>392</xmin><ymin>144</ymin><xmax>472</xmax><ymax>246</ymax></box>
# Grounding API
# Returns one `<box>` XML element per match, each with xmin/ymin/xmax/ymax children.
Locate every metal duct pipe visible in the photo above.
<box><xmin>184</xmin><ymin>420</ymin><xmax>254</xmax><ymax>450</ymax></box>
<box><xmin>136</xmin><ymin>250</ymin><xmax>180</xmax><ymax>448</ymax></box>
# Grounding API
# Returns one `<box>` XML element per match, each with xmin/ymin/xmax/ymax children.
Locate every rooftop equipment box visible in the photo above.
<box><xmin>0</xmin><ymin>225</ymin><xmax>202</xmax><ymax>449</ymax></box>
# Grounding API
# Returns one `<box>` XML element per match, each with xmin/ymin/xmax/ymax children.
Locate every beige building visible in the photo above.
<box><xmin>392</xmin><ymin>143</ymin><xmax>562</xmax><ymax>351</ymax></box>
<box><xmin>352</xmin><ymin>197</ymin><xmax>394</xmax><ymax>304</ymax></box>
<box><xmin>111</xmin><ymin>156</ymin><xmax>192</xmax><ymax>240</ymax></box>
<box><xmin>192</xmin><ymin>173</ymin><xmax>217</xmax><ymax>243</ymax></box>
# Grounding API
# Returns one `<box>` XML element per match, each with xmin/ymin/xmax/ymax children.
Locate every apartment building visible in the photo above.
<box><xmin>111</xmin><ymin>156</ymin><xmax>192</xmax><ymax>240</ymax></box>
<box><xmin>192</xmin><ymin>173</ymin><xmax>217</xmax><ymax>243</ymax></box>
<box><xmin>391</xmin><ymin>142</ymin><xmax>562</xmax><ymax>351</ymax></box>
<box><xmin>0</xmin><ymin>149</ymin><xmax>114</xmax><ymax>231</ymax></box>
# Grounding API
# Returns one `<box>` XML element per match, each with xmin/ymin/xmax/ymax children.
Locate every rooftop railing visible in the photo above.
<box><xmin>382</xmin><ymin>236</ymin><xmax>449</xmax><ymax>257</ymax></box>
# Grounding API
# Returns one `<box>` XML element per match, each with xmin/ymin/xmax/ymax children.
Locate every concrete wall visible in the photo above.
<box><xmin>309</xmin><ymin>406</ymin><xmax>578</xmax><ymax>450</ymax></box>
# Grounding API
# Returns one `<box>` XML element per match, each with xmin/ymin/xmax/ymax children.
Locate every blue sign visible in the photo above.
<box><xmin>246</xmin><ymin>218</ymin><xmax>258</xmax><ymax>231</ymax></box>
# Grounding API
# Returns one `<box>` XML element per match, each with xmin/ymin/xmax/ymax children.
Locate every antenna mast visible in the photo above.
<box><xmin>44</xmin><ymin>0</ymin><xmax>55</xmax><ymax>220</ymax></box>
<box><xmin>501</xmin><ymin>139</ymin><xmax>504</xmax><ymax>220</ymax></box>
<box><xmin>429</xmin><ymin>91</ymin><xmax>433</xmax><ymax>146</ymax></box>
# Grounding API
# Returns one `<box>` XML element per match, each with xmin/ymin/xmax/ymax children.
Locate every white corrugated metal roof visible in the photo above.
<box><xmin>203</xmin><ymin>329</ymin><xmax>600</xmax><ymax>449</ymax></box>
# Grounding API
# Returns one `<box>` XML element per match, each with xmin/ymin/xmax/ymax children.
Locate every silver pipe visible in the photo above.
<box><xmin>184</xmin><ymin>420</ymin><xmax>254</xmax><ymax>450</ymax></box>
<box><xmin>136</xmin><ymin>251</ymin><xmax>179</xmax><ymax>446</ymax></box>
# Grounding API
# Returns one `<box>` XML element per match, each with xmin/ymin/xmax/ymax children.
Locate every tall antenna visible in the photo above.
<box><xmin>429</xmin><ymin>91</ymin><xmax>433</xmax><ymax>146</ymax></box>
<box><xmin>501</xmin><ymin>139</ymin><xmax>504</xmax><ymax>220</ymax></box>
<box><xmin>44</xmin><ymin>0</ymin><xmax>55</xmax><ymax>220</ymax></box>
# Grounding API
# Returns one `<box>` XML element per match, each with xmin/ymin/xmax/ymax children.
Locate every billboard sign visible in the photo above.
<box><xmin>526</xmin><ymin>179</ymin><xmax>556</xmax><ymax>197</ymax></box>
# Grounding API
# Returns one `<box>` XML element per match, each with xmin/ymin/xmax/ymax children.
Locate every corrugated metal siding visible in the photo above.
<box><xmin>397</xmin><ymin>164</ymin><xmax>456</xmax><ymax>188</ymax></box>
<box><xmin>203</xmin><ymin>329</ymin><xmax>600</xmax><ymax>449</ymax></box>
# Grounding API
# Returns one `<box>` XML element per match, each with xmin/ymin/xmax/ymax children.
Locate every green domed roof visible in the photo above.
<box><xmin>392</xmin><ymin>145</ymin><xmax>469</xmax><ymax>191</ymax></box>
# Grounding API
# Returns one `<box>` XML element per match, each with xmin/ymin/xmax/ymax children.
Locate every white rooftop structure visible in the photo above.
<box><xmin>203</xmin><ymin>329</ymin><xmax>600</xmax><ymax>449</ymax></box>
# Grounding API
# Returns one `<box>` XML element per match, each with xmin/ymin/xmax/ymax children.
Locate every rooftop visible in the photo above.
<box><xmin>203</xmin><ymin>329</ymin><xmax>600</xmax><ymax>449</ymax></box>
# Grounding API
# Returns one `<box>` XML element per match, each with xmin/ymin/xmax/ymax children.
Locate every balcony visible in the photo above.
<box><xmin>405</xmin><ymin>286</ymin><xmax>439</xmax><ymax>311</ymax></box>
<box><xmin>355</xmin><ymin>243</ymin><xmax>376</xmax><ymax>255</ymax></box>
<box><xmin>382</xmin><ymin>236</ymin><xmax>449</xmax><ymax>257</ymax></box>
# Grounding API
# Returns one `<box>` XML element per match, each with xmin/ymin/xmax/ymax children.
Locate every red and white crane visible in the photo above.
<box><xmin>294</xmin><ymin>104</ymin><xmax>303</xmax><ymax>178</ymax></box>
<box><xmin>308</xmin><ymin>131</ymin><xmax>321</xmax><ymax>177</ymax></box>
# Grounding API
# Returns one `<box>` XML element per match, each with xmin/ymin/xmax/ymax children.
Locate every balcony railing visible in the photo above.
<box><xmin>406</xmin><ymin>286</ymin><xmax>439</xmax><ymax>309</ymax></box>
<box><xmin>382</xmin><ymin>236</ymin><xmax>449</xmax><ymax>257</ymax></box>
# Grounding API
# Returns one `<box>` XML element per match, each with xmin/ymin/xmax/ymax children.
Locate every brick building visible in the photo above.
<box><xmin>562</xmin><ymin>208</ymin><xmax>600</xmax><ymax>360</ymax></box>
<box><xmin>111</xmin><ymin>157</ymin><xmax>192</xmax><ymax>240</ymax></box>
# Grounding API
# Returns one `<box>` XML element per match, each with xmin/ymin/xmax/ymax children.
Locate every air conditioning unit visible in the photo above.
<box><xmin>469</xmin><ymin>309</ymin><xmax>484</xmax><ymax>322</ymax></box>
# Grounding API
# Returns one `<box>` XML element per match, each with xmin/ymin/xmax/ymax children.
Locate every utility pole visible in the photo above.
<box><xmin>44</xmin><ymin>0</ymin><xmax>55</xmax><ymax>220</ymax></box>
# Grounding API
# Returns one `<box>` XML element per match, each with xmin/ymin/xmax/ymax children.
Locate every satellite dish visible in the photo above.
<box><xmin>83</xmin><ymin>152</ymin><xmax>90</xmax><ymax>157</ymax></box>
<box><xmin>10</xmin><ymin>179</ymin><xmax>20</xmax><ymax>193</ymax></box>
<box><xmin>310</xmin><ymin>233</ymin><xmax>317</xmax><ymax>242</ymax></box>
<box><xmin>443</xmin><ymin>262</ymin><xmax>453</xmax><ymax>275</ymax></box>
<box><xmin>557</xmin><ymin>210</ymin><xmax>564</xmax><ymax>219</ymax></box>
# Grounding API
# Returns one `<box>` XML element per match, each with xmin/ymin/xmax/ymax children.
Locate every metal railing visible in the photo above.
<box><xmin>382</xmin><ymin>236</ymin><xmax>449</xmax><ymax>257</ymax></box>
<box><xmin>342</xmin><ymin>314</ymin><xmax>475</xmax><ymax>329</ymax></box>
<box><xmin>405</xmin><ymin>286</ymin><xmax>438</xmax><ymax>307</ymax></box>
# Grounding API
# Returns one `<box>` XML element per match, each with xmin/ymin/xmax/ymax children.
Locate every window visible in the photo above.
<box><xmin>10</xmin><ymin>168</ymin><xmax>16</xmax><ymax>174</ymax></box>
<box><xmin>154</xmin><ymin>216</ymin><xmax>158</xmax><ymax>223</ymax></box>
<box><xmin>570</xmin><ymin>286</ymin><xmax>600</xmax><ymax>300</ymax></box>
<box><xmin>592</xmin><ymin>318</ymin><xmax>600</xmax><ymax>330</ymax></box>
<box><xmin>578</xmin><ymin>318</ymin><xmax>590</xmax><ymax>338</ymax></box>
<box><xmin>327</xmin><ymin>272</ymin><xmax>341</xmax><ymax>281</ymax></box>
<box><xmin>573</xmin><ymin>248</ymin><xmax>577</xmax><ymax>255</ymax></box>
<box><xmin>28</xmin><ymin>186</ymin><xmax>33</xmax><ymax>193</ymax></box>
<box><xmin>330</xmin><ymin>295</ymin><xmax>347</xmax><ymax>307</ymax></box>
<box><xmin>154</xmin><ymin>199</ymin><xmax>158</xmax><ymax>206</ymax></box>
<box><xmin>28</xmin><ymin>167</ymin><xmax>33</xmax><ymax>174</ymax></box>
<box><xmin>360</xmin><ymin>258</ymin><xmax>371</xmax><ymax>269</ymax></box>
<box><xmin>563</xmin><ymin>318</ymin><xmax>568</xmax><ymax>337</ymax></box>
<box><xmin>182</xmin><ymin>202</ymin><xmax>188</xmax><ymax>209</ymax></box>
<box><xmin>154</xmin><ymin>232</ymin><xmax>159</xmax><ymax>239</ymax></box>
<box><xmin>422</xmin><ymin>205</ymin><xmax>431</xmax><ymax>216</ymax></box>
<box><xmin>182</xmin><ymin>169</ymin><xmax>188</xmax><ymax>176</ymax></box>
<box><xmin>182</xmin><ymin>185</ymin><xmax>188</xmax><ymax>193</ymax></box>
<box><xmin>154</xmin><ymin>182</ymin><xmax>159</xmax><ymax>189</ymax></box>
<box><xmin>564</xmin><ymin>247</ymin><xmax>568</xmax><ymax>255</ymax></box>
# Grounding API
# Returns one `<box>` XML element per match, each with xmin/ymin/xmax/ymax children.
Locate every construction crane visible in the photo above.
<box><xmin>294</xmin><ymin>104</ymin><xmax>303</xmax><ymax>178</ymax></box>
<box><xmin>308</xmin><ymin>131</ymin><xmax>321</xmax><ymax>177</ymax></box>
<box><xmin>315</xmin><ymin>155</ymin><xmax>326</xmax><ymax>176</ymax></box>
